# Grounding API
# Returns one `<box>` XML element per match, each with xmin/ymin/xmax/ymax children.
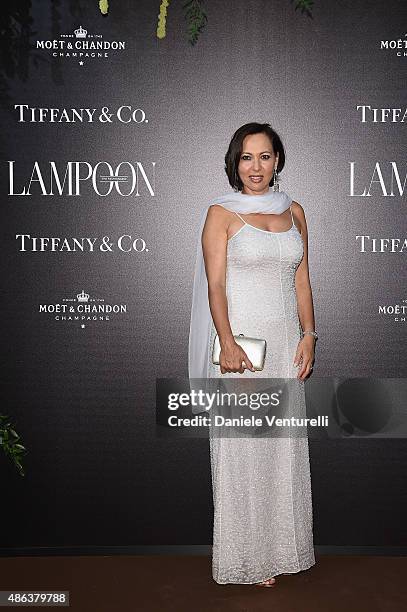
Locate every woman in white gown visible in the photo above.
<box><xmin>189</xmin><ymin>122</ymin><xmax>317</xmax><ymax>586</ymax></box>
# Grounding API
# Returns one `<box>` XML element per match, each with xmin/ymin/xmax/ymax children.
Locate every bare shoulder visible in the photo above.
<box><xmin>207</xmin><ymin>203</ymin><xmax>230</xmax><ymax>218</ymax></box>
<box><xmin>205</xmin><ymin>203</ymin><xmax>232</xmax><ymax>230</ymax></box>
<box><xmin>291</xmin><ymin>200</ymin><xmax>306</xmax><ymax>219</ymax></box>
<box><xmin>291</xmin><ymin>200</ymin><xmax>308</xmax><ymax>229</ymax></box>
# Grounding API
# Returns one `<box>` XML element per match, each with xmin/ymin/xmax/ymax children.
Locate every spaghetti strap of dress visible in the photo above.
<box><xmin>289</xmin><ymin>204</ymin><xmax>294</xmax><ymax>226</ymax></box>
<box><xmin>234</xmin><ymin>211</ymin><xmax>247</xmax><ymax>224</ymax></box>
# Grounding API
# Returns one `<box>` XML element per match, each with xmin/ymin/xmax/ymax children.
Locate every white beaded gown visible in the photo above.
<box><xmin>207</xmin><ymin>204</ymin><xmax>315</xmax><ymax>584</ymax></box>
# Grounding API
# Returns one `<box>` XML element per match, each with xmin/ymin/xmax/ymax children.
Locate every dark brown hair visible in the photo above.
<box><xmin>224</xmin><ymin>122</ymin><xmax>286</xmax><ymax>191</ymax></box>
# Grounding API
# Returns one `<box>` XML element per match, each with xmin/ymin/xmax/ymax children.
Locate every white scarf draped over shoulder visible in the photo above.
<box><xmin>188</xmin><ymin>187</ymin><xmax>293</xmax><ymax>380</ymax></box>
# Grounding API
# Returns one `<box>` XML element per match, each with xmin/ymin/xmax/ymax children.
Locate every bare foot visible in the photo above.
<box><xmin>256</xmin><ymin>577</ymin><xmax>276</xmax><ymax>587</ymax></box>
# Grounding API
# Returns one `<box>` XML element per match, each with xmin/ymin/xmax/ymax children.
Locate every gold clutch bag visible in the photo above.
<box><xmin>212</xmin><ymin>333</ymin><xmax>267</xmax><ymax>371</ymax></box>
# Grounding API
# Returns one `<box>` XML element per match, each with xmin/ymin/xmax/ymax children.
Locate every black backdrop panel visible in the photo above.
<box><xmin>1</xmin><ymin>0</ymin><xmax>406</xmax><ymax>549</ymax></box>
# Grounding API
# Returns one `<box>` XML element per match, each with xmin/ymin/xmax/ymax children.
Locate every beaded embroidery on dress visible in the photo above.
<box><xmin>207</xmin><ymin>205</ymin><xmax>315</xmax><ymax>584</ymax></box>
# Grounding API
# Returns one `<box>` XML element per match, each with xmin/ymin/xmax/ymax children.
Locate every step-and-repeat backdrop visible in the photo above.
<box><xmin>1</xmin><ymin>0</ymin><xmax>406</xmax><ymax>550</ymax></box>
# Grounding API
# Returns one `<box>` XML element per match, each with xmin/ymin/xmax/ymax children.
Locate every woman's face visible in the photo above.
<box><xmin>237</xmin><ymin>132</ymin><xmax>278</xmax><ymax>195</ymax></box>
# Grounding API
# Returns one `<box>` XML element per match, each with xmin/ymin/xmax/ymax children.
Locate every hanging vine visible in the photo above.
<box><xmin>293</xmin><ymin>0</ymin><xmax>314</xmax><ymax>18</ymax></box>
<box><xmin>183</xmin><ymin>0</ymin><xmax>208</xmax><ymax>45</ymax></box>
<box><xmin>99</xmin><ymin>0</ymin><xmax>109</xmax><ymax>15</ymax></box>
<box><xmin>98</xmin><ymin>1</ymin><xmax>314</xmax><ymax>44</ymax></box>
<box><xmin>157</xmin><ymin>0</ymin><xmax>170</xmax><ymax>39</ymax></box>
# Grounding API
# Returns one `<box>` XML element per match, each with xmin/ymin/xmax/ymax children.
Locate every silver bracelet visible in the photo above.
<box><xmin>301</xmin><ymin>330</ymin><xmax>318</xmax><ymax>340</ymax></box>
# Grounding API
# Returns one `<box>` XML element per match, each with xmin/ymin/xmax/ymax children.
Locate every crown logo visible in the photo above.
<box><xmin>77</xmin><ymin>290</ymin><xmax>89</xmax><ymax>302</ymax></box>
<box><xmin>74</xmin><ymin>26</ymin><xmax>87</xmax><ymax>39</ymax></box>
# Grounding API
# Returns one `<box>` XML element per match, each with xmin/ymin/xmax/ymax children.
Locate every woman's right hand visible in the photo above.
<box><xmin>219</xmin><ymin>340</ymin><xmax>255</xmax><ymax>374</ymax></box>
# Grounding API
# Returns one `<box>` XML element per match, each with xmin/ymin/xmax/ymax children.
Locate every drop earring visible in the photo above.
<box><xmin>272</xmin><ymin>166</ymin><xmax>279</xmax><ymax>192</ymax></box>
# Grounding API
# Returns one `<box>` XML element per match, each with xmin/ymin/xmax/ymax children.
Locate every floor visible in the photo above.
<box><xmin>0</xmin><ymin>554</ymin><xmax>406</xmax><ymax>611</ymax></box>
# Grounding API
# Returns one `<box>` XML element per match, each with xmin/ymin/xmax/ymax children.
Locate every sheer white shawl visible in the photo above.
<box><xmin>188</xmin><ymin>188</ymin><xmax>293</xmax><ymax>380</ymax></box>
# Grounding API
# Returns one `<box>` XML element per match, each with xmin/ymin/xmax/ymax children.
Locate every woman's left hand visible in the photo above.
<box><xmin>293</xmin><ymin>336</ymin><xmax>315</xmax><ymax>380</ymax></box>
